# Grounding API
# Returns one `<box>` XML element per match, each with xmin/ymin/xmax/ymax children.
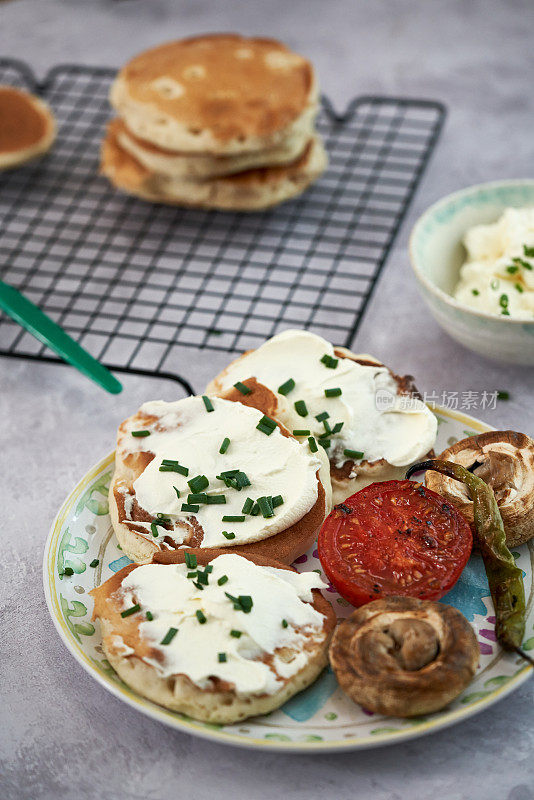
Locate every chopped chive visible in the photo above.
<box><xmin>257</xmin><ymin>496</ymin><xmax>274</xmax><ymax>518</ymax></box>
<box><xmin>471</xmin><ymin>288</ymin><xmax>480</xmax><ymax>296</ymax></box>
<box><xmin>205</xmin><ymin>564</ymin><xmax>213</xmax><ymax>573</ymax></box>
<box><xmin>499</xmin><ymin>293</ymin><xmax>509</xmax><ymax>308</ymax></box>
<box><xmin>308</xmin><ymin>436</ymin><xmax>318</xmax><ymax>453</ymax></box>
<box><xmin>225</xmin><ymin>592</ymin><xmax>253</xmax><ymax>613</ymax></box>
<box><xmin>282</xmin><ymin>619</ymin><xmax>289</xmax><ymax>628</ymax></box>
<box><xmin>150</xmin><ymin>522</ymin><xmax>160</xmax><ymax>537</ymax></box>
<box><xmin>196</xmin><ymin>610</ymin><xmax>207</xmax><ymax>624</ymax></box>
<box><xmin>251</xmin><ymin>502</ymin><xmax>260</xmax><ymax>516</ymax></box>
<box><xmin>187</xmin><ymin>571</ymin><xmax>198</xmax><ymax>579</ymax></box>
<box><xmin>188</xmin><ymin>475</ymin><xmax>209</xmax><ymax>493</ymax></box>
<box><xmin>318</xmin><ymin>439</ymin><xmax>331</xmax><ymax>449</ymax></box>
<box><xmin>146</xmin><ymin>611</ymin><xmax>154</xmax><ymax>621</ymax></box>
<box><xmin>501</xmin><ymin>309</ymin><xmax>510</xmax><ymax>316</ymax></box>
<box><xmin>202</xmin><ymin>395</ymin><xmax>214</xmax><ymax>412</ymax></box>
<box><xmin>121</xmin><ymin>604</ymin><xmax>140</xmax><ymax>618</ymax></box>
<box><xmin>256</xmin><ymin>415</ymin><xmax>277</xmax><ymax>435</ymax></box>
<box><xmin>320</xmin><ymin>354</ymin><xmax>338</xmax><ymax>369</ymax></box>
<box><xmin>222</xmin><ymin>531</ymin><xmax>236</xmax><ymax>539</ymax></box>
<box><xmin>218</xmin><ymin>575</ymin><xmax>229</xmax><ymax>585</ymax></box>
<box><xmin>293</xmin><ymin>429</ymin><xmax>310</xmax><ymax>436</ymax></box>
<box><xmin>193</xmin><ymin>581</ymin><xmax>204</xmax><ymax>591</ymax></box>
<box><xmin>218</xmin><ymin>652</ymin><xmax>227</xmax><ymax>663</ymax></box>
<box><xmin>331</xmin><ymin>421</ymin><xmax>344</xmax><ymax>434</ymax></box>
<box><xmin>515</xmin><ymin>283</ymin><xmax>524</xmax><ymax>293</ymax></box>
<box><xmin>219</xmin><ymin>437</ymin><xmax>230</xmax><ymax>454</ymax></box>
<box><xmin>523</xmin><ymin>244</ymin><xmax>534</xmax><ymax>258</ymax></box>
<box><xmin>315</xmin><ymin>411</ymin><xmax>329</xmax><ymax>422</ymax></box>
<box><xmin>513</xmin><ymin>256</ymin><xmax>533</xmax><ymax>270</ymax></box>
<box><xmin>242</xmin><ymin>497</ymin><xmax>254</xmax><ymax>514</ymax></box>
<box><xmin>506</xmin><ymin>265</ymin><xmax>519</xmax><ymax>274</ymax></box>
<box><xmin>344</xmin><ymin>448</ymin><xmax>364</xmax><ymax>460</ymax></box>
<box><xmin>294</xmin><ymin>400</ymin><xmax>308</xmax><ymax>417</ymax></box>
<box><xmin>160</xmin><ymin>627</ymin><xmax>178</xmax><ymax>645</ymax></box>
<box><xmin>62</xmin><ymin>567</ymin><xmax>74</xmax><ymax>577</ymax></box>
<box><xmin>234</xmin><ymin>381</ymin><xmax>252</xmax><ymax>395</ymax></box>
<box><xmin>325</xmin><ymin>388</ymin><xmax>342</xmax><ymax>397</ymax></box>
<box><xmin>131</xmin><ymin>430</ymin><xmax>150</xmax><ymax>437</ymax></box>
<box><xmin>188</xmin><ymin>493</ymin><xmax>208</xmax><ymax>504</ymax></box>
<box><xmin>222</xmin><ymin>515</ymin><xmax>245</xmax><ymax>522</ymax></box>
<box><xmin>219</xmin><ymin>469</ymin><xmax>239</xmax><ymax>476</ymax></box>
<box><xmin>159</xmin><ymin>461</ymin><xmax>189</xmax><ymax>476</ymax></box>
<box><xmin>497</xmin><ymin>390</ymin><xmax>510</xmax><ymax>400</ymax></box>
<box><xmin>89</xmin><ymin>559</ymin><xmax>99</xmax><ymax>568</ymax></box>
<box><xmin>271</xmin><ymin>495</ymin><xmax>283</xmax><ymax>508</ymax></box>
<box><xmin>173</xmin><ymin>486</ymin><xmax>180</xmax><ymax>499</ymax></box>
<box><xmin>197</xmin><ymin>570</ymin><xmax>209</xmax><ymax>585</ymax></box>
<box><xmin>205</xmin><ymin>494</ymin><xmax>227</xmax><ymax>505</ymax></box>
<box><xmin>181</xmin><ymin>503</ymin><xmax>199</xmax><ymax>513</ymax></box>
<box><xmin>230</xmin><ymin>629</ymin><xmax>242</xmax><ymax>638</ymax></box>
<box><xmin>185</xmin><ymin>552</ymin><xmax>197</xmax><ymax>569</ymax></box>
<box><xmin>278</xmin><ymin>378</ymin><xmax>295</xmax><ymax>396</ymax></box>
<box><xmin>321</xmin><ymin>419</ymin><xmax>332</xmax><ymax>435</ymax></box>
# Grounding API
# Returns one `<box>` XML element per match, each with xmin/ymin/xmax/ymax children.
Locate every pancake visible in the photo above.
<box><xmin>115</xmin><ymin>117</ymin><xmax>311</xmax><ymax>179</ymax></box>
<box><xmin>101</xmin><ymin>121</ymin><xmax>327</xmax><ymax>210</ymax></box>
<box><xmin>109</xmin><ymin>387</ymin><xmax>332</xmax><ymax>564</ymax></box>
<box><xmin>0</xmin><ymin>86</ymin><xmax>56</xmax><ymax>170</ymax></box>
<box><xmin>206</xmin><ymin>330</ymin><xmax>438</xmax><ymax>504</ymax></box>
<box><xmin>91</xmin><ymin>549</ymin><xmax>336</xmax><ymax>723</ymax></box>
<box><xmin>110</xmin><ymin>34</ymin><xmax>318</xmax><ymax>154</ymax></box>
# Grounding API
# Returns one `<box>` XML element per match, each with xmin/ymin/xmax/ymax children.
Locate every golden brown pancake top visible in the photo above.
<box><xmin>0</xmin><ymin>87</ymin><xmax>49</xmax><ymax>154</ymax></box>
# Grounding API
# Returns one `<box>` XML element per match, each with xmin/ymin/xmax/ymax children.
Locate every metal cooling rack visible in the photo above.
<box><xmin>0</xmin><ymin>59</ymin><xmax>445</xmax><ymax>388</ymax></box>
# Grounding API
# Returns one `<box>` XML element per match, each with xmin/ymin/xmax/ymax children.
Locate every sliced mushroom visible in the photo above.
<box><xmin>426</xmin><ymin>431</ymin><xmax>534</xmax><ymax>547</ymax></box>
<box><xmin>329</xmin><ymin>597</ymin><xmax>479</xmax><ymax>717</ymax></box>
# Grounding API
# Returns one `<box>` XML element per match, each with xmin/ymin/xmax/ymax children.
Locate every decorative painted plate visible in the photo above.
<box><xmin>43</xmin><ymin>407</ymin><xmax>533</xmax><ymax>752</ymax></box>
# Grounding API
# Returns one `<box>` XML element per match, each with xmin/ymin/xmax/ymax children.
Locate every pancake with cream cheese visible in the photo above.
<box><xmin>91</xmin><ymin>549</ymin><xmax>336</xmax><ymax>723</ymax></box>
<box><xmin>110</xmin><ymin>390</ymin><xmax>332</xmax><ymax>563</ymax></box>
<box><xmin>207</xmin><ymin>330</ymin><xmax>437</xmax><ymax>504</ymax></box>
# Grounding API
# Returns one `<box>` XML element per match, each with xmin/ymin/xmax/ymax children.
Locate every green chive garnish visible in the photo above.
<box><xmin>222</xmin><ymin>514</ymin><xmax>246</xmax><ymax>522</ymax></box>
<box><xmin>506</xmin><ymin>265</ymin><xmax>519</xmax><ymax>274</ymax></box>
<box><xmin>181</xmin><ymin>503</ymin><xmax>199</xmax><ymax>513</ymax></box>
<box><xmin>234</xmin><ymin>381</ymin><xmax>252</xmax><ymax>395</ymax></box>
<box><xmin>225</xmin><ymin>592</ymin><xmax>253</xmax><ymax>613</ymax></box>
<box><xmin>308</xmin><ymin>436</ymin><xmax>318</xmax><ymax>453</ymax></box>
<box><xmin>278</xmin><ymin>378</ymin><xmax>295</xmax><ymax>395</ymax></box>
<box><xmin>513</xmin><ymin>256</ymin><xmax>533</xmax><ymax>270</ymax></box>
<box><xmin>222</xmin><ymin>531</ymin><xmax>236</xmax><ymax>539</ymax></box>
<box><xmin>242</xmin><ymin>497</ymin><xmax>254</xmax><ymax>514</ymax></box>
<box><xmin>188</xmin><ymin>475</ymin><xmax>209</xmax><ymax>493</ymax></box>
<box><xmin>251</xmin><ymin>502</ymin><xmax>260</xmax><ymax>516</ymax></box>
<box><xmin>320</xmin><ymin>354</ymin><xmax>338</xmax><ymax>369</ymax></box>
<box><xmin>331</xmin><ymin>421</ymin><xmax>344</xmax><ymax>434</ymax></box>
<box><xmin>315</xmin><ymin>411</ymin><xmax>329</xmax><ymax>422</ymax></box>
<box><xmin>185</xmin><ymin>552</ymin><xmax>197</xmax><ymax>569</ymax></box>
<box><xmin>325</xmin><ymin>388</ymin><xmax>342</xmax><ymax>397</ymax></box>
<box><xmin>205</xmin><ymin>564</ymin><xmax>213</xmax><ymax>573</ymax></box>
<box><xmin>121</xmin><ymin>604</ymin><xmax>140</xmax><ymax>618</ymax></box>
<box><xmin>193</xmin><ymin>581</ymin><xmax>204</xmax><ymax>591</ymax></box>
<box><xmin>150</xmin><ymin>522</ymin><xmax>159</xmax><ymax>537</ymax></box>
<box><xmin>173</xmin><ymin>486</ymin><xmax>180</xmax><ymax>499</ymax></box>
<box><xmin>197</xmin><ymin>570</ymin><xmax>209</xmax><ymax>585</ymax></box>
<box><xmin>230</xmin><ymin>629</ymin><xmax>242</xmax><ymax>638</ymax></box>
<box><xmin>257</xmin><ymin>496</ymin><xmax>274</xmax><ymax>518</ymax></box>
<box><xmin>293</xmin><ymin>429</ymin><xmax>310</xmax><ymax>436</ymax></box>
<box><xmin>188</xmin><ymin>493</ymin><xmax>208</xmax><ymax>504</ymax></box>
<box><xmin>89</xmin><ymin>559</ymin><xmax>99</xmax><ymax>568</ymax></box>
<box><xmin>219</xmin><ymin>437</ymin><xmax>230</xmax><ymax>454</ymax></box>
<box><xmin>344</xmin><ymin>448</ymin><xmax>364</xmax><ymax>460</ymax></box>
<box><xmin>218</xmin><ymin>575</ymin><xmax>229</xmax><ymax>585</ymax></box>
<box><xmin>218</xmin><ymin>652</ymin><xmax>227</xmax><ymax>662</ymax></box>
<box><xmin>131</xmin><ymin>430</ymin><xmax>150</xmax><ymax>437</ymax></box>
<box><xmin>515</xmin><ymin>283</ymin><xmax>524</xmax><ymax>293</ymax></box>
<box><xmin>471</xmin><ymin>288</ymin><xmax>480</xmax><ymax>296</ymax></box>
<box><xmin>159</xmin><ymin>460</ymin><xmax>189</xmax><ymax>476</ymax></box>
<box><xmin>294</xmin><ymin>400</ymin><xmax>308</xmax><ymax>417</ymax></box>
<box><xmin>62</xmin><ymin>567</ymin><xmax>74</xmax><ymax>577</ymax></box>
<box><xmin>523</xmin><ymin>244</ymin><xmax>534</xmax><ymax>258</ymax></box>
<box><xmin>499</xmin><ymin>293</ymin><xmax>509</xmax><ymax>309</ymax></box>
<box><xmin>282</xmin><ymin>619</ymin><xmax>289</xmax><ymax>628</ymax></box>
<box><xmin>146</xmin><ymin>611</ymin><xmax>153</xmax><ymax>621</ymax></box>
<box><xmin>202</xmin><ymin>395</ymin><xmax>214</xmax><ymax>412</ymax></box>
<box><xmin>161</xmin><ymin>627</ymin><xmax>178</xmax><ymax>645</ymax></box>
<box><xmin>187</xmin><ymin>571</ymin><xmax>198</xmax><ymax>579</ymax></box>
<box><xmin>319</xmin><ymin>439</ymin><xmax>331</xmax><ymax>449</ymax></box>
<box><xmin>256</xmin><ymin>415</ymin><xmax>277</xmax><ymax>435</ymax></box>
<box><xmin>271</xmin><ymin>495</ymin><xmax>283</xmax><ymax>508</ymax></box>
<box><xmin>196</xmin><ymin>610</ymin><xmax>207</xmax><ymax>624</ymax></box>
<box><xmin>205</xmin><ymin>494</ymin><xmax>226</xmax><ymax>504</ymax></box>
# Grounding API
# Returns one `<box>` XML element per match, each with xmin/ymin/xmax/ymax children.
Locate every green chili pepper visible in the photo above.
<box><xmin>406</xmin><ymin>459</ymin><xmax>526</xmax><ymax>653</ymax></box>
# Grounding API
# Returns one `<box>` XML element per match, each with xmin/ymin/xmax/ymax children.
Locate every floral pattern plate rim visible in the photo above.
<box><xmin>43</xmin><ymin>406</ymin><xmax>534</xmax><ymax>753</ymax></box>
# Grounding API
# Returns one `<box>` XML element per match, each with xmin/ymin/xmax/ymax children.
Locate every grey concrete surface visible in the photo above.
<box><xmin>0</xmin><ymin>1</ymin><xmax>533</xmax><ymax>799</ymax></box>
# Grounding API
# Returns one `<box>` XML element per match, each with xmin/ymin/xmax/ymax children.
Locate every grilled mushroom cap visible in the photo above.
<box><xmin>329</xmin><ymin>597</ymin><xmax>479</xmax><ymax>717</ymax></box>
<box><xmin>426</xmin><ymin>431</ymin><xmax>534</xmax><ymax>547</ymax></box>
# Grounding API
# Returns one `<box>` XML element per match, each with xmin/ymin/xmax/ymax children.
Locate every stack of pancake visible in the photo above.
<box><xmin>101</xmin><ymin>34</ymin><xmax>327</xmax><ymax>211</ymax></box>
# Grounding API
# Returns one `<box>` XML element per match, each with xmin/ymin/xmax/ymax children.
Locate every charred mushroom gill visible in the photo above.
<box><xmin>425</xmin><ymin>431</ymin><xmax>534</xmax><ymax>547</ymax></box>
<box><xmin>329</xmin><ymin>597</ymin><xmax>479</xmax><ymax>717</ymax></box>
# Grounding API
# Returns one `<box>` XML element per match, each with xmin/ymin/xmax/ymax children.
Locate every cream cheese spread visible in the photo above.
<box><xmin>453</xmin><ymin>207</ymin><xmax>534</xmax><ymax>319</ymax></box>
<box><xmin>118</xmin><ymin>554</ymin><xmax>327</xmax><ymax>695</ymax></box>
<box><xmin>213</xmin><ymin>330</ymin><xmax>437</xmax><ymax>468</ymax></box>
<box><xmin>122</xmin><ymin>395</ymin><xmax>321</xmax><ymax>548</ymax></box>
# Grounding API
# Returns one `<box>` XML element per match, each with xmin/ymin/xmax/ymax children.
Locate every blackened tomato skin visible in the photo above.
<box><xmin>318</xmin><ymin>480</ymin><xmax>473</xmax><ymax>607</ymax></box>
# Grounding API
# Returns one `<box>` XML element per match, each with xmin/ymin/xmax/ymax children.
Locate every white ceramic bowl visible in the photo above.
<box><xmin>409</xmin><ymin>180</ymin><xmax>534</xmax><ymax>365</ymax></box>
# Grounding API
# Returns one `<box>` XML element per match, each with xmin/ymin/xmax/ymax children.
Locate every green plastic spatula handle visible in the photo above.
<box><xmin>0</xmin><ymin>280</ymin><xmax>122</xmax><ymax>394</ymax></box>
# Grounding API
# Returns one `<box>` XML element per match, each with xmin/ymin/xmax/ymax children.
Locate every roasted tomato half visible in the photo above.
<box><xmin>318</xmin><ymin>480</ymin><xmax>473</xmax><ymax>607</ymax></box>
